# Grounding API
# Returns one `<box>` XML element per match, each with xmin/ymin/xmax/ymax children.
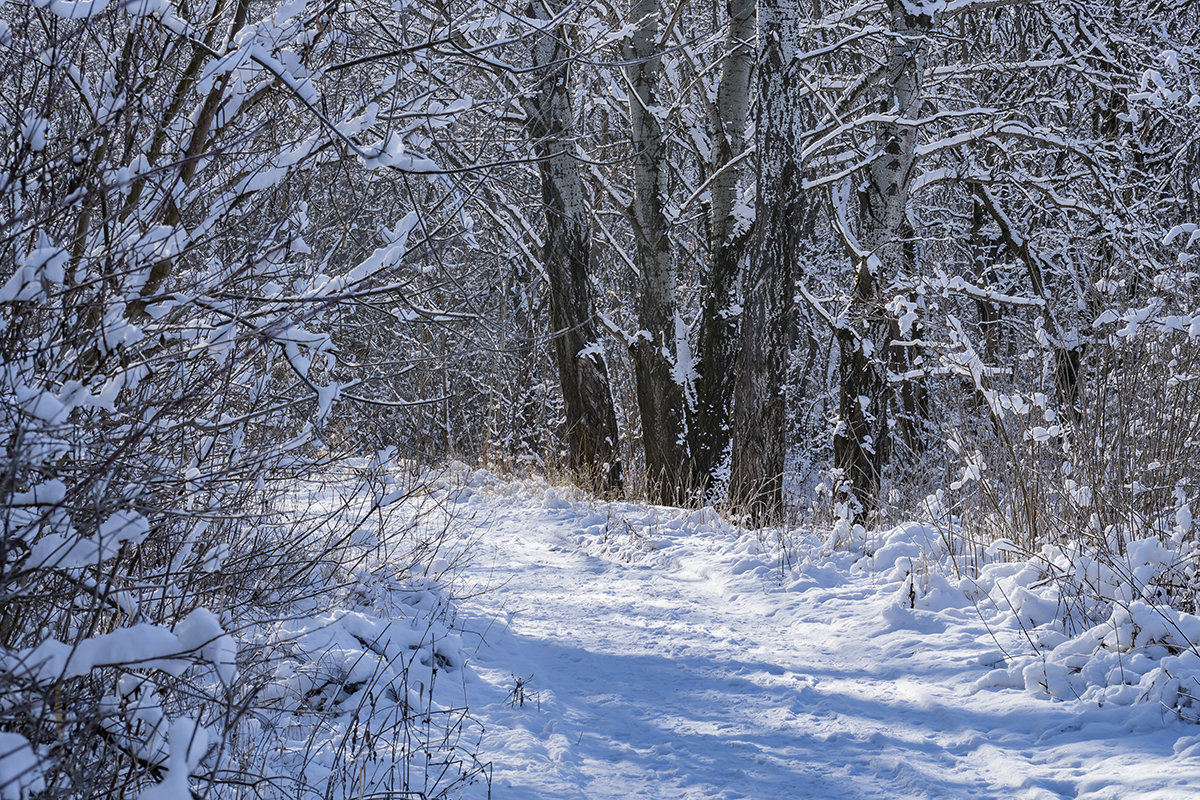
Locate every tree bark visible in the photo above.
<box><xmin>625</xmin><ymin>0</ymin><xmax>689</xmax><ymax>504</ymax></box>
<box><xmin>526</xmin><ymin>2</ymin><xmax>623</xmax><ymax>492</ymax></box>
<box><xmin>688</xmin><ymin>0</ymin><xmax>756</xmax><ymax>489</ymax></box>
<box><xmin>728</xmin><ymin>0</ymin><xmax>805</xmax><ymax>522</ymax></box>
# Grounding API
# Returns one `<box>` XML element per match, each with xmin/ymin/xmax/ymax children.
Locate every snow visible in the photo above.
<box><xmin>137</xmin><ymin>718</ymin><xmax>210</xmax><ymax>800</ymax></box>
<box><xmin>230</xmin><ymin>573</ymin><xmax>486</xmax><ymax>799</ymax></box>
<box><xmin>14</xmin><ymin>385</ymin><xmax>67</xmax><ymax>423</ymax></box>
<box><xmin>0</xmin><ymin>733</ymin><xmax>44</xmax><ymax>800</ymax></box>
<box><xmin>9</xmin><ymin>464</ymin><xmax>1200</xmax><ymax>798</ymax></box>
<box><xmin>671</xmin><ymin>310</ymin><xmax>696</xmax><ymax>388</ymax></box>
<box><xmin>413</xmin><ymin>474</ymin><xmax>1200</xmax><ymax>800</ymax></box>
<box><xmin>30</xmin><ymin>0</ymin><xmax>109</xmax><ymax>18</ymax></box>
<box><xmin>0</xmin><ymin>243</ymin><xmax>67</xmax><ymax>303</ymax></box>
<box><xmin>25</xmin><ymin>509</ymin><xmax>150</xmax><ymax>570</ymax></box>
<box><xmin>7</xmin><ymin>608</ymin><xmax>236</xmax><ymax>684</ymax></box>
<box><xmin>577</xmin><ymin>341</ymin><xmax>605</xmax><ymax>362</ymax></box>
<box><xmin>173</xmin><ymin>609</ymin><xmax>238</xmax><ymax>686</ymax></box>
<box><xmin>730</xmin><ymin>197</ymin><xmax>755</xmax><ymax>238</ymax></box>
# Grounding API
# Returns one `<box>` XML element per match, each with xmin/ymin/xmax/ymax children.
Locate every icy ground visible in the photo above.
<box><xmin>442</xmin><ymin>477</ymin><xmax>1200</xmax><ymax>800</ymax></box>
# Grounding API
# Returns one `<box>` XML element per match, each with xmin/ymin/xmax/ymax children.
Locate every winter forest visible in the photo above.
<box><xmin>3</xmin><ymin>0</ymin><xmax>1200</xmax><ymax>794</ymax></box>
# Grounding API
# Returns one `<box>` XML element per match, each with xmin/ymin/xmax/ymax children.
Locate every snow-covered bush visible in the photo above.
<box><xmin>0</xmin><ymin>0</ymin><xmax>491</xmax><ymax>795</ymax></box>
<box><xmin>928</xmin><ymin>314</ymin><xmax>1200</xmax><ymax>716</ymax></box>
<box><xmin>973</xmin><ymin>534</ymin><xmax>1200</xmax><ymax>721</ymax></box>
<box><xmin>843</xmin><ymin>514</ymin><xmax>1200</xmax><ymax>722</ymax></box>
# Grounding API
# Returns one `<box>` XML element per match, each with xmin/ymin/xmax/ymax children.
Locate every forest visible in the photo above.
<box><xmin>2</xmin><ymin>0</ymin><xmax>1199</xmax><ymax>794</ymax></box>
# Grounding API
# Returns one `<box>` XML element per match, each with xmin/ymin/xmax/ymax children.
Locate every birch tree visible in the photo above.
<box><xmin>688</xmin><ymin>0</ymin><xmax>756</xmax><ymax>486</ymax></box>
<box><xmin>831</xmin><ymin>0</ymin><xmax>931</xmax><ymax>518</ymax></box>
<box><xmin>729</xmin><ymin>0</ymin><xmax>806</xmax><ymax>520</ymax></box>
<box><xmin>525</xmin><ymin>0</ymin><xmax>624</xmax><ymax>491</ymax></box>
<box><xmin>624</xmin><ymin>0</ymin><xmax>690</xmax><ymax>503</ymax></box>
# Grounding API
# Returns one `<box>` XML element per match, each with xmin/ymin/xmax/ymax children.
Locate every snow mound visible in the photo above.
<box><xmin>209</xmin><ymin>560</ymin><xmax>489</xmax><ymax>799</ymax></box>
<box><xmin>971</xmin><ymin>536</ymin><xmax>1200</xmax><ymax>721</ymax></box>
<box><xmin>824</xmin><ymin>516</ymin><xmax>1200</xmax><ymax>721</ymax></box>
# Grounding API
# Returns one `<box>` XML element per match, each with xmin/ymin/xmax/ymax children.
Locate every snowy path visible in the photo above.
<box><xmin>451</xmin><ymin>483</ymin><xmax>1200</xmax><ymax>799</ymax></box>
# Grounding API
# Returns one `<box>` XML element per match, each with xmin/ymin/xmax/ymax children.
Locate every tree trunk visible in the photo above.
<box><xmin>688</xmin><ymin>0</ymin><xmax>756</xmax><ymax>489</ymax></box>
<box><xmin>834</xmin><ymin>0</ymin><xmax>929</xmax><ymax>519</ymax></box>
<box><xmin>728</xmin><ymin>0</ymin><xmax>805</xmax><ymax>522</ymax></box>
<box><xmin>526</xmin><ymin>2</ymin><xmax>623</xmax><ymax>492</ymax></box>
<box><xmin>970</xmin><ymin>191</ymin><xmax>1004</xmax><ymax>362</ymax></box>
<box><xmin>887</xmin><ymin>218</ymin><xmax>928</xmax><ymax>459</ymax></box>
<box><xmin>625</xmin><ymin>0</ymin><xmax>689</xmax><ymax>504</ymax></box>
